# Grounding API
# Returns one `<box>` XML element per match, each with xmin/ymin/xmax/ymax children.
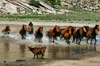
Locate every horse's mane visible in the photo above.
<box><xmin>53</xmin><ymin>26</ymin><xmax>59</xmax><ymax>33</ymax></box>
<box><xmin>22</xmin><ymin>25</ymin><xmax>26</xmax><ymax>31</ymax></box>
<box><xmin>84</xmin><ymin>26</ymin><xmax>89</xmax><ymax>32</ymax></box>
<box><xmin>37</xmin><ymin>27</ymin><xmax>43</xmax><ymax>34</ymax></box>
<box><xmin>91</xmin><ymin>29</ymin><xmax>97</xmax><ymax>35</ymax></box>
<box><xmin>93</xmin><ymin>25</ymin><xmax>99</xmax><ymax>30</ymax></box>
<box><xmin>5</xmin><ymin>26</ymin><xmax>10</xmax><ymax>31</ymax></box>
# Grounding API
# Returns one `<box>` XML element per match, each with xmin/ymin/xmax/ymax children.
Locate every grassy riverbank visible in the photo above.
<box><xmin>0</xmin><ymin>7</ymin><xmax>100</xmax><ymax>24</ymax></box>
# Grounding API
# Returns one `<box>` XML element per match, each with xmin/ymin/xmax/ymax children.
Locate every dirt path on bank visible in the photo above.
<box><xmin>0</xmin><ymin>21</ymin><xmax>97</xmax><ymax>27</ymax></box>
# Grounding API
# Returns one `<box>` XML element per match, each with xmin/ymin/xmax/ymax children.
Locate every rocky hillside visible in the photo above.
<box><xmin>0</xmin><ymin>0</ymin><xmax>75</xmax><ymax>14</ymax></box>
<box><xmin>0</xmin><ymin>0</ymin><xmax>100</xmax><ymax>14</ymax></box>
<box><xmin>61</xmin><ymin>0</ymin><xmax>100</xmax><ymax>12</ymax></box>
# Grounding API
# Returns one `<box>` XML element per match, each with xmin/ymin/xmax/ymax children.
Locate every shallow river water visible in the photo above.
<box><xmin>0</xmin><ymin>25</ymin><xmax>100</xmax><ymax>62</ymax></box>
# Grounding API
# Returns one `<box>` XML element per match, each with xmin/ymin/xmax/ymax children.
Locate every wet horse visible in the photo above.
<box><xmin>2</xmin><ymin>26</ymin><xmax>11</xmax><ymax>34</ymax></box>
<box><xmin>28</xmin><ymin>46</ymin><xmax>46</xmax><ymax>59</ymax></box>
<box><xmin>60</xmin><ymin>26</ymin><xmax>75</xmax><ymax>40</ymax></box>
<box><xmin>28</xmin><ymin>26</ymin><xmax>34</xmax><ymax>34</ymax></box>
<box><xmin>72</xmin><ymin>27</ymin><xmax>86</xmax><ymax>44</ymax></box>
<box><xmin>19</xmin><ymin>25</ymin><xmax>28</xmax><ymax>39</ymax></box>
<box><xmin>46</xmin><ymin>25</ymin><xmax>61</xmax><ymax>43</ymax></box>
<box><xmin>86</xmin><ymin>29</ymin><xmax>98</xmax><ymax>45</ymax></box>
<box><xmin>89</xmin><ymin>25</ymin><xmax>99</xmax><ymax>32</ymax></box>
<box><xmin>63</xmin><ymin>26</ymin><xmax>76</xmax><ymax>44</ymax></box>
<box><xmin>34</xmin><ymin>27</ymin><xmax>43</xmax><ymax>42</ymax></box>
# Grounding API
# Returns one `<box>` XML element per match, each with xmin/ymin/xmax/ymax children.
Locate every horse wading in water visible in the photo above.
<box><xmin>34</xmin><ymin>27</ymin><xmax>43</xmax><ymax>43</ymax></box>
<box><xmin>46</xmin><ymin>25</ymin><xmax>61</xmax><ymax>43</ymax></box>
<box><xmin>19</xmin><ymin>25</ymin><xmax>28</xmax><ymax>39</ymax></box>
<box><xmin>86</xmin><ymin>29</ymin><xmax>98</xmax><ymax>45</ymax></box>
<box><xmin>2</xmin><ymin>26</ymin><xmax>11</xmax><ymax>34</ymax></box>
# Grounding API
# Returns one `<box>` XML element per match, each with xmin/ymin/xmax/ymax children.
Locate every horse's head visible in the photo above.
<box><xmin>68</xmin><ymin>26</ymin><xmax>72</xmax><ymax>35</ymax></box>
<box><xmin>22</xmin><ymin>25</ymin><xmax>28</xmax><ymax>31</ymax></box>
<box><xmin>94</xmin><ymin>25</ymin><xmax>99</xmax><ymax>31</ymax></box>
<box><xmin>39</xmin><ymin>27</ymin><xmax>43</xmax><ymax>33</ymax></box>
<box><xmin>6</xmin><ymin>26</ymin><xmax>10</xmax><ymax>31</ymax></box>
<box><xmin>53</xmin><ymin>25</ymin><xmax>61</xmax><ymax>32</ymax></box>
<box><xmin>96</xmin><ymin>25</ymin><xmax>99</xmax><ymax>31</ymax></box>
<box><xmin>27</xmin><ymin>46</ymin><xmax>32</xmax><ymax>51</ymax></box>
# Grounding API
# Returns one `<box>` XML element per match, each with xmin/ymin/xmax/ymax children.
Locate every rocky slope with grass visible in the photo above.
<box><xmin>61</xmin><ymin>0</ymin><xmax>100</xmax><ymax>12</ymax></box>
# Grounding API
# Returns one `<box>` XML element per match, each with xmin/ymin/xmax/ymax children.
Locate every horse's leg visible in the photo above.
<box><xmin>22</xmin><ymin>35</ymin><xmax>24</xmax><ymax>39</ymax></box>
<box><xmin>90</xmin><ymin>39</ymin><xmax>93</xmax><ymax>45</ymax></box>
<box><xmin>37</xmin><ymin>54</ymin><xmax>38</xmax><ymax>59</ymax></box>
<box><xmin>78</xmin><ymin>37</ymin><xmax>82</xmax><ymax>45</ymax></box>
<box><xmin>72</xmin><ymin>36</ymin><xmax>75</xmax><ymax>43</ymax></box>
<box><xmin>76</xmin><ymin>38</ymin><xmax>78</xmax><ymax>44</ymax></box>
<box><xmin>94</xmin><ymin>38</ymin><xmax>97</xmax><ymax>46</ymax></box>
<box><xmin>67</xmin><ymin>39</ymin><xmax>70</xmax><ymax>44</ymax></box>
<box><xmin>86</xmin><ymin>37</ymin><xmax>89</xmax><ymax>44</ymax></box>
<box><xmin>33</xmin><ymin>54</ymin><xmax>35</xmax><ymax>59</ymax></box>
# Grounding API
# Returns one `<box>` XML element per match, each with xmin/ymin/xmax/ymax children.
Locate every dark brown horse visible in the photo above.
<box><xmin>34</xmin><ymin>27</ymin><xmax>43</xmax><ymax>42</ymax></box>
<box><xmin>19</xmin><ymin>25</ymin><xmax>28</xmax><ymax>39</ymax></box>
<box><xmin>72</xmin><ymin>27</ymin><xmax>86</xmax><ymax>44</ymax></box>
<box><xmin>2</xmin><ymin>26</ymin><xmax>11</xmax><ymax>34</ymax></box>
<box><xmin>46</xmin><ymin>25</ymin><xmax>61</xmax><ymax>43</ymax></box>
<box><xmin>86</xmin><ymin>29</ymin><xmax>98</xmax><ymax>45</ymax></box>
<box><xmin>89</xmin><ymin>25</ymin><xmax>99</xmax><ymax>32</ymax></box>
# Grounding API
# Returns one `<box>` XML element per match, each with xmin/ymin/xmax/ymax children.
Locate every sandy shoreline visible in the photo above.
<box><xmin>1</xmin><ymin>51</ymin><xmax>100</xmax><ymax>66</ymax></box>
<box><xmin>0</xmin><ymin>21</ymin><xmax>98</xmax><ymax>27</ymax></box>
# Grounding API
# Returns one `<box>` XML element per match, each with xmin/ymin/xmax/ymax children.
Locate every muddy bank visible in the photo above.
<box><xmin>0</xmin><ymin>51</ymin><xmax>100</xmax><ymax>66</ymax></box>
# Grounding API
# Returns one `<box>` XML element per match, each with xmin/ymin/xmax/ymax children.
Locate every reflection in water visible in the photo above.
<box><xmin>19</xmin><ymin>44</ymin><xmax>26</xmax><ymax>58</ymax></box>
<box><xmin>4</xmin><ymin>42</ymin><xmax>9</xmax><ymax>60</ymax></box>
<box><xmin>47</xmin><ymin>45</ymin><xmax>96</xmax><ymax>58</ymax></box>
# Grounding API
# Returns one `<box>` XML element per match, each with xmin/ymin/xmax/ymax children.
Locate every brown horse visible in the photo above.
<box><xmin>89</xmin><ymin>25</ymin><xmax>99</xmax><ymax>32</ymax></box>
<box><xmin>19</xmin><ymin>25</ymin><xmax>28</xmax><ymax>39</ymax></box>
<box><xmin>2</xmin><ymin>26</ymin><xmax>11</xmax><ymax>34</ymax></box>
<box><xmin>86</xmin><ymin>29</ymin><xmax>98</xmax><ymax>45</ymax></box>
<box><xmin>28</xmin><ymin>46</ymin><xmax>46</xmax><ymax>59</ymax></box>
<box><xmin>46</xmin><ymin>25</ymin><xmax>61</xmax><ymax>43</ymax></box>
<box><xmin>60</xmin><ymin>26</ymin><xmax>75</xmax><ymax>40</ymax></box>
<box><xmin>28</xmin><ymin>26</ymin><xmax>34</xmax><ymax>34</ymax></box>
<box><xmin>34</xmin><ymin>27</ymin><xmax>43</xmax><ymax>42</ymax></box>
<box><xmin>64</xmin><ymin>32</ymin><xmax>71</xmax><ymax>44</ymax></box>
<box><xmin>72</xmin><ymin>27</ymin><xmax>86</xmax><ymax>44</ymax></box>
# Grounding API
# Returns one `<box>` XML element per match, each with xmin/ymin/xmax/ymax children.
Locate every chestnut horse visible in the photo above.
<box><xmin>86</xmin><ymin>29</ymin><xmax>98</xmax><ymax>45</ymax></box>
<box><xmin>28</xmin><ymin>46</ymin><xmax>46</xmax><ymax>59</ymax></box>
<box><xmin>2</xmin><ymin>26</ymin><xmax>11</xmax><ymax>34</ymax></box>
<box><xmin>34</xmin><ymin>27</ymin><xmax>43</xmax><ymax>42</ymax></box>
<box><xmin>89</xmin><ymin>25</ymin><xmax>99</xmax><ymax>32</ymax></box>
<box><xmin>72</xmin><ymin>27</ymin><xmax>86</xmax><ymax>44</ymax></box>
<box><xmin>63</xmin><ymin>26</ymin><xmax>76</xmax><ymax>44</ymax></box>
<box><xmin>19</xmin><ymin>25</ymin><xmax>28</xmax><ymax>39</ymax></box>
<box><xmin>46</xmin><ymin>25</ymin><xmax>61</xmax><ymax>43</ymax></box>
<box><xmin>60</xmin><ymin>26</ymin><xmax>75</xmax><ymax>40</ymax></box>
<box><xmin>28</xmin><ymin>26</ymin><xmax>34</xmax><ymax>34</ymax></box>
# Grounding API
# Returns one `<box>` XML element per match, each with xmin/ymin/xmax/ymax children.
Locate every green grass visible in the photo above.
<box><xmin>0</xmin><ymin>6</ymin><xmax>100</xmax><ymax>24</ymax></box>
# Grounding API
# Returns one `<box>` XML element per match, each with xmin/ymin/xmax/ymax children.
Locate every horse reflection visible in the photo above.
<box><xmin>20</xmin><ymin>44</ymin><xmax>26</xmax><ymax>58</ymax></box>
